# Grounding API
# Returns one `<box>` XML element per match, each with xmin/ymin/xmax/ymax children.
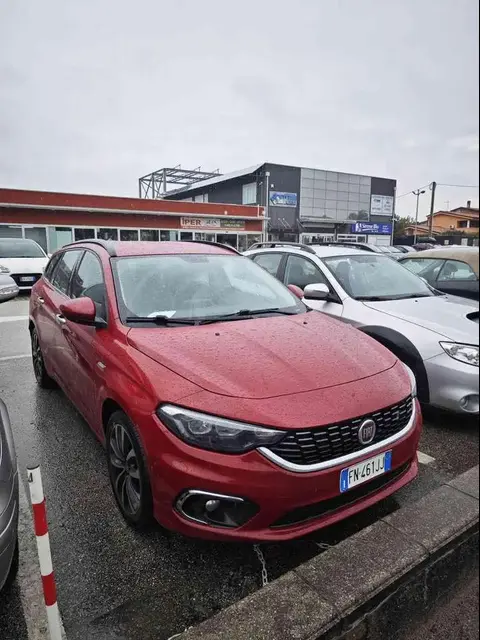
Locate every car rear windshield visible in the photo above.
<box><xmin>323</xmin><ymin>254</ymin><xmax>435</xmax><ymax>301</ymax></box>
<box><xmin>0</xmin><ymin>239</ymin><xmax>46</xmax><ymax>258</ymax></box>
<box><xmin>112</xmin><ymin>253</ymin><xmax>304</xmax><ymax>322</ymax></box>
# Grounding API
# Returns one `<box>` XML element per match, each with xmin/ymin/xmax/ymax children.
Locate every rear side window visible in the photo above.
<box><xmin>43</xmin><ymin>254</ymin><xmax>62</xmax><ymax>282</ymax></box>
<box><xmin>252</xmin><ymin>253</ymin><xmax>283</xmax><ymax>277</ymax></box>
<box><xmin>51</xmin><ymin>250</ymin><xmax>83</xmax><ymax>295</ymax></box>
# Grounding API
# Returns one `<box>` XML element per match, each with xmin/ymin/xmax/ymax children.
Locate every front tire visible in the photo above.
<box><xmin>3</xmin><ymin>539</ymin><xmax>19</xmax><ymax>591</ymax></box>
<box><xmin>106</xmin><ymin>411</ymin><xmax>153</xmax><ymax>529</ymax></box>
<box><xmin>31</xmin><ymin>327</ymin><xmax>56</xmax><ymax>389</ymax></box>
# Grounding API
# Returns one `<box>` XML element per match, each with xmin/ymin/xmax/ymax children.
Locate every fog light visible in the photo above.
<box><xmin>176</xmin><ymin>490</ymin><xmax>259</xmax><ymax>528</ymax></box>
<box><xmin>459</xmin><ymin>394</ymin><xmax>479</xmax><ymax>414</ymax></box>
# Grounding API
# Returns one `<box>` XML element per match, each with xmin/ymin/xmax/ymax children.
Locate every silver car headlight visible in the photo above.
<box><xmin>440</xmin><ymin>342</ymin><xmax>479</xmax><ymax>367</ymax></box>
<box><xmin>0</xmin><ymin>265</ymin><xmax>10</xmax><ymax>274</ymax></box>
<box><xmin>157</xmin><ymin>405</ymin><xmax>285</xmax><ymax>454</ymax></box>
<box><xmin>402</xmin><ymin>363</ymin><xmax>417</xmax><ymax>398</ymax></box>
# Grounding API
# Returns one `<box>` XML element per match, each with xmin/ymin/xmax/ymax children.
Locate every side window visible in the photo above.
<box><xmin>438</xmin><ymin>260</ymin><xmax>477</xmax><ymax>282</ymax></box>
<box><xmin>71</xmin><ymin>251</ymin><xmax>107</xmax><ymax>318</ymax></box>
<box><xmin>252</xmin><ymin>253</ymin><xmax>283</xmax><ymax>277</ymax></box>
<box><xmin>43</xmin><ymin>253</ymin><xmax>62</xmax><ymax>282</ymax></box>
<box><xmin>401</xmin><ymin>259</ymin><xmax>445</xmax><ymax>284</ymax></box>
<box><xmin>285</xmin><ymin>255</ymin><xmax>328</xmax><ymax>290</ymax></box>
<box><xmin>51</xmin><ymin>250</ymin><xmax>83</xmax><ymax>295</ymax></box>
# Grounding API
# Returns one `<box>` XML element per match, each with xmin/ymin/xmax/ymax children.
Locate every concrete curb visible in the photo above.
<box><xmin>177</xmin><ymin>465</ymin><xmax>479</xmax><ymax>640</ymax></box>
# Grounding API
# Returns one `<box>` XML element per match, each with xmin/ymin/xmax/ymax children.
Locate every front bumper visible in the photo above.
<box><xmin>0</xmin><ymin>473</ymin><xmax>19</xmax><ymax>591</ymax></box>
<box><xmin>425</xmin><ymin>352</ymin><xmax>479</xmax><ymax>414</ymax></box>
<box><xmin>146</xmin><ymin>399</ymin><xmax>422</xmax><ymax>542</ymax></box>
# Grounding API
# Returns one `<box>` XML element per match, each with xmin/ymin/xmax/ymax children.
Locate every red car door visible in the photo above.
<box><xmin>63</xmin><ymin>250</ymin><xmax>110</xmax><ymax>432</ymax></box>
<box><xmin>43</xmin><ymin>249</ymin><xmax>84</xmax><ymax>397</ymax></box>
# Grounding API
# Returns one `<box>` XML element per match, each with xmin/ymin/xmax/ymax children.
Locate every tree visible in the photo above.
<box><xmin>394</xmin><ymin>215</ymin><xmax>415</xmax><ymax>236</ymax></box>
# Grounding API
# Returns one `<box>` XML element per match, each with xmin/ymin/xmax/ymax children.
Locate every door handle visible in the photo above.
<box><xmin>55</xmin><ymin>314</ymin><xmax>67</xmax><ymax>325</ymax></box>
<box><xmin>37</xmin><ymin>297</ymin><xmax>45</xmax><ymax>304</ymax></box>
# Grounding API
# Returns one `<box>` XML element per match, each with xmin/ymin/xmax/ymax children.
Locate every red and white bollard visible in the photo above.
<box><xmin>27</xmin><ymin>465</ymin><xmax>63</xmax><ymax>640</ymax></box>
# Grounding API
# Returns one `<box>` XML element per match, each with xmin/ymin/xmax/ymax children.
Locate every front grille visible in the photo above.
<box><xmin>267</xmin><ymin>396</ymin><xmax>413</xmax><ymax>467</ymax></box>
<box><xmin>271</xmin><ymin>460</ymin><xmax>412</xmax><ymax>528</ymax></box>
<box><xmin>11</xmin><ymin>273</ymin><xmax>41</xmax><ymax>286</ymax></box>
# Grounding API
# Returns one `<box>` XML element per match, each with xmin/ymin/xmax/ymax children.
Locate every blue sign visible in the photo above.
<box><xmin>351</xmin><ymin>222</ymin><xmax>392</xmax><ymax>235</ymax></box>
<box><xmin>269</xmin><ymin>191</ymin><xmax>298</xmax><ymax>207</ymax></box>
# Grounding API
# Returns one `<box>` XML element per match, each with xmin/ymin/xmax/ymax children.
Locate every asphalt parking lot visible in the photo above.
<box><xmin>0</xmin><ymin>295</ymin><xmax>478</xmax><ymax>640</ymax></box>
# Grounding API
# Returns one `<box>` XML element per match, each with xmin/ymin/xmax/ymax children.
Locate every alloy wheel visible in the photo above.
<box><xmin>31</xmin><ymin>331</ymin><xmax>44</xmax><ymax>383</ymax></box>
<box><xmin>109</xmin><ymin>423</ymin><xmax>142</xmax><ymax>516</ymax></box>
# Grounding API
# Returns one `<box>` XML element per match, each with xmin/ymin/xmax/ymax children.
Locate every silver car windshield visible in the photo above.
<box><xmin>112</xmin><ymin>254</ymin><xmax>304</xmax><ymax>323</ymax></box>
<box><xmin>323</xmin><ymin>254</ymin><xmax>435</xmax><ymax>301</ymax></box>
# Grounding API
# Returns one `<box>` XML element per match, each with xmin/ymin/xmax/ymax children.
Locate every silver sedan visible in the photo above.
<box><xmin>245</xmin><ymin>243</ymin><xmax>479</xmax><ymax>415</ymax></box>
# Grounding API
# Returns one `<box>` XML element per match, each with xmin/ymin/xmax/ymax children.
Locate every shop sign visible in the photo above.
<box><xmin>370</xmin><ymin>195</ymin><xmax>394</xmax><ymax>216</ymax></box>
<box><xmin>269</xmin><ymin>191</ymin><xmax>298</xmax><ymax>207</ymax></box>
<box><xmin>180</xmin><ymin>217</ymin><xmax>245</xmax><ymax>230</ymax></box>
<box><xmin>351</xmin><ymin>222</ymin><xmax>392</xmax><ymax>235</ymax></box>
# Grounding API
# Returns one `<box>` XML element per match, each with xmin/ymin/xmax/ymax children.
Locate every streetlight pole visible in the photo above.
<box><xmin>412</xmin><ymin>189</ymin><xmax>426</xmax><ymax>244</ymax></box>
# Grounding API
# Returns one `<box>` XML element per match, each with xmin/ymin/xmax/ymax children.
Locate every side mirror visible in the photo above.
<box><xmin>0</xmin><ymin>275</ymin><xmax>19</xmax><ymax>303</ymax></box>
<box><xmin>59</xmin><ymin>297</ymin><xmax>106</xmax><ymax>328</ymax></box>
<box><xmin>303</xmin><ymin>283</ymin><xmax>330</xmax><ymax>301</ymax></box>
<box><xmin>287</xmin><ymin>284</ymin><xmax>304</xmax><ymax>299</ymax></box>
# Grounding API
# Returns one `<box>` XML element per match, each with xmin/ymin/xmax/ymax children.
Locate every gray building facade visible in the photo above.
<box><xmin>163</xmin><ymin>162</ymin><xmax>396</xmax><ymax>245</ymax></box>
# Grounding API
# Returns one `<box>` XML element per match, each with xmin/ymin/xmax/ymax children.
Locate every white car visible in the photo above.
<box><xmin>0</xmin><ymin>238</ymin><xmax>49</xmax><ymax>290</ymax></box>
<box><xmin>245</xmin><ymin>242</ymin><xmax>479</xmax><ymax>415</ymax></box>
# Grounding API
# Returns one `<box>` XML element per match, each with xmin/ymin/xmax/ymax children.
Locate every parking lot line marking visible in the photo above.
<box><xmin>418</xmin><ymin>451</ymin><xmax>436</xmax><ymax>465</ymax></box>
<box><xmin>0</xmin><ymin>354</ymin><xmax>31</xmax><ymax>362</ymax></box>
<box><xmin>0</xmin><ymin>315</ymin><xmax>29</xmax><ymax>323</ymax></box>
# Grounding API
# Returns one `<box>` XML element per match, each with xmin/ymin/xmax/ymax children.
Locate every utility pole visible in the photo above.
<box><xmin>428</xmin><ymin>181</ymin><xmax>437</xmax><ymax>237</ymax></box>
<box><xmin>412</xmin><ymin>188</ymin><xmax>426</xmax><ymax>244</ymax></box>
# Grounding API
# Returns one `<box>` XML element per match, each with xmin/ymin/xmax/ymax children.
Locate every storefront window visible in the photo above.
<box><xmin>48</xmin><ymin>227</ymin><xmax>73</xmax><ymax>252</ymax></box>
<box><xmin>97</xmin><ymin>228</ymin><xmax>119</xmax><ymax>241</ymax></box>
<box><xmin>180</xmin><ymin>232</ymin><xmax>193</xmax><ymax>241</ymax></box>
<box><xmin>25</xmin><ymin>227</ymin><xmax>48</xmax><ymax>252</ymax></box>
<box><xmin>216</xmin><ymin>234</ymin><xmax>238</xmax><ymax>249</ymax></box>
<box><xmin>0</xmin><ymin>225</ymin><xmax>23</xmax><ymax>238</ymax></box>
<box><xmin>160</xmin><ymin>230</ymin><xmax>179</xmax><ymax>241</ymax></box>
<box><xmin>120</xmin><ymin>229</ymin><xmax>139</xmax><ymax>241</ymax></box>
<box><xmin>140</xmin><ymin>229</ymin><xmax>159</xmax><ymax>241</ymax></box>
<box><xmin>74</xmin><ymin>228</ymin><xmax>95</xmax><ymax>241</ymax></box>
<box><xmin>195</xmin><ymin>233</ymin><xmax>216</xmax><ymax>242</ymax></box>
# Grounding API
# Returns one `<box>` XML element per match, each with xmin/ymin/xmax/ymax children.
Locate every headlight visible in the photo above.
<box><xmin>0</xmin><ymin>265</ymin><xmax>10</xmax><ymax>274</ymax></box>
<box><xmin>157</xmin><ymin>405</ymin><xmax>286</xmax><ymax>453</ymax></box>
<box><xmin>402</xmin><ymin>363</ymin><xmax>417</xmax><ymax>397</ymax></box>
<box><xmin>440</xmin><ymin>342</ymin><xmax>479</xmax><ymax>367</ymax></box>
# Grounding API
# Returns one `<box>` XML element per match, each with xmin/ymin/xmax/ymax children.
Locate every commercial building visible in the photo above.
<box><xmin>0</xmin><ymin>188</ymin><xmax>264</xmax><ymax>253</ymax></box>
<box><xmin>154</xmin><ymin>162</ymin><xmax>396</xmax><ymax>245</ymax></box>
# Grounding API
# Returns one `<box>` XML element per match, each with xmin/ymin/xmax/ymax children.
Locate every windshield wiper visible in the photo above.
<box><xmin>356</xmin><ymin>293</ymin><xmax>432</xmax><ymax>301</ymax></box>
<box><xmin>198</xmin><ymin>308</ymin><xmax>300</xmax><ymax>325</ymax></box>
<box><xmin>125</xmin><ymin>315</ymin><xmax>198</xmax><ymax>325</ymax></box>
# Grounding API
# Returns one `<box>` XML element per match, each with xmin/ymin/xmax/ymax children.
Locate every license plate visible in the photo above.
<box><xmin>20</xmin><ymin>276</ymin><xmax>36</xmax><ymax>283</ymax></box>
<box><xmin>340</xmin><ymin>451</ymin><xmax>392</xmax><ymax>493</ymax></box>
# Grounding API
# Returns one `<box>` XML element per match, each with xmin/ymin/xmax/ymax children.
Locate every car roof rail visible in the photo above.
<box><xmin>183</xmin><ymin>240</ymin><xmax>240</xmax><ymax>254</ymax></box>
<box><xmin>67</xmin><ymin>239</ymin><xmax>117</xmax><ymax>257</ymax></box>
<box><xmin>248</xmin><ymin>242</ymin><xmax>317</xmax><ymax>255</ymax></box>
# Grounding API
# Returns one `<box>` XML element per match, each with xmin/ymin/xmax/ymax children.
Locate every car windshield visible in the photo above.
<box><xmin>112</xmin><ymin>253</ymin><xmax>305</xmax><ymax>323</ymax></box>
<box><xmin>0</xmin><ymin>239</ymin><xmax>46</xmax><ymax>258</ymax></box>
<box><xmin>323</xmin><ymin>254</ymin><xmax>435</xmax><ymax>300</ymax></box>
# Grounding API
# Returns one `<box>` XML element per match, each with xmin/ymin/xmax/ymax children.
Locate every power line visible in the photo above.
<box><xmin>437</xmin><ymin>183</ymin><xmax>479</xmax><ymax>189</ymax></box>
<box><xmin>396</xmin><ymin>184</ymin><xmax>431</xmax><ymax>199</ymax></box>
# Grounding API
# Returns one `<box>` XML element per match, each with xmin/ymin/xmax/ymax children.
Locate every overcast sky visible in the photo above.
<box><xmin>1</xmin><ymin>0</ymin><xmax>478</xmax><ymax>219</ymax></box>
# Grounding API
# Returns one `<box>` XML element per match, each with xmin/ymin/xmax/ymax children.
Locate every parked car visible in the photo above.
<box><xmin>0</xmin><ymin>274</ymin><xmax>19</xmax><ymax>302</ymax></box>
<box><xmin>399</xmin><ymin>247</ymin><xmax>479</xmax><ymax>301</ymax></box>
<box><xmin>245</xmin><ymin>243</ymin><xmax>479</xmax><ymax>415</ymax></box>
<box><xmin>377</xmin><ymin>246</ymin><xmax>404</xmax><ymax>260</ymax></box>
<box><xmin>394</xmin><ymin>245</ymin><xmax>417</xmax><ymax>253</ymax></box>
<box><xmin>412</xmin><ymin>242</ymin><xmax>437</xmax><ymax>251</ymax></box>
<box><xmin>29</xmin><ymin>240</ymin><xmax>420</xmax><ymax>541</ymax></box>
<box><xmin>0</xmin><ymin>238</ymin><xmax>49</xmax><ymax>290</ymax></box>
<box><xmin>0</xmin><ymin>278</ymin><xmax>19</xmax><ymax>593</ymax></box>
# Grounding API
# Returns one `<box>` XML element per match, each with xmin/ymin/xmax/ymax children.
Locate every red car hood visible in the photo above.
<box><xmin>127</xmin><ymin>313</ymin><xmax>396</xmax><ymax>400</ymax></box>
